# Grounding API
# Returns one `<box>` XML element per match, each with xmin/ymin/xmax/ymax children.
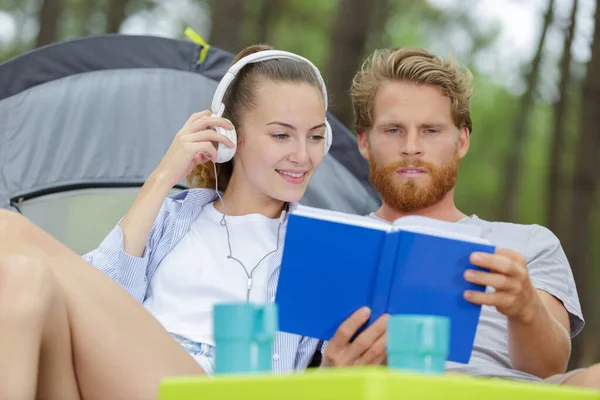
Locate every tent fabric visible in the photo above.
<box><xmin>1</xmin><ymin>68</ymin><xmax>216</xmax><ymax>206</ymax></box>
<box><xmin>0</xmin><ymin>34</ymin><xmax>233</xmax><ymax>101</ymax></box>
<box><xmin>0</xmin><ymin>34</ymin><xmax>379</xmax><ymax>222</ymax></box>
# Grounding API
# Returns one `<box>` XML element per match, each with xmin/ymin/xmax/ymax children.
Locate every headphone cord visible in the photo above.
<box><xmin>211</xmin><ymin>161</ymin><xmax>285</xmax><ymax>302</ymax></box>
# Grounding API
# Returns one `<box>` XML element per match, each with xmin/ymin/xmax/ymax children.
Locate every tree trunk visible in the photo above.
<box><xmin>106</xmin><ymin>0</ymin><xmax>129</xmax><ymax>34</ymax></box>
<box><xmin>498</xmin><ymin>0</ymin><xmax>554</xmax><ymax>222</ymax></box>
<box><xmin>566</xmin><ymin>0</ymin><xmax>600</xmax><ymax>369</ymax></box>
<box><xmin>208</xmin><ymin>0</ymin><xmax>245</xmax><ymax>53</ymax></box>
<box><xmin>257</xmin><ymin>0</ymin><xmax>278</xmax><ymax>44</ymax></box>
<box><xmin>35</xmin><ymin>0</ymin><xmax>63</xmax><ymax>48</ymax></box>
<box><xmin>366</xmin><ymin>0</ymin><xmax>390</xmax><ymax>49</ymax></box>
<box><xmin>547</xmin><ymin>0</ymin><xmax>578</xmax><ymax>233</ymax></box>
<box><xmin>325</xmin><ymin>0</ymin><xmax>374</xmax><ymax>129</ymax></box>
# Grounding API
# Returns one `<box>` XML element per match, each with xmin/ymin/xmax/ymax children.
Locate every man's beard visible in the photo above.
<box><xmin>369</xmin><ymin>149</ymin><xmax>459</xmax><ymax>213</ymax></box>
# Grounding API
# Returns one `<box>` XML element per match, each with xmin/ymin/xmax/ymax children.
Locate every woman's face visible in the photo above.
<box><xmin>232</xmin><ymin>80</ymin><xmax>327</xmax><ymax>204</ymax></box>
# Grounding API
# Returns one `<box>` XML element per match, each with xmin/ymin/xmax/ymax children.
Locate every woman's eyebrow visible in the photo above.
<box><xmin>266</xmin><ymin>121</ymin><xmax>327</xmax><ymax>131</ymax></box>
<box><xmin>267</xmin><ymin>121</ymin><xmax>296</xmax><ymax>130</ymax></box>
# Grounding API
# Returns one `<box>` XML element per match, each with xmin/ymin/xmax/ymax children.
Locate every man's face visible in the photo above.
<box><xmin>358</xmin><ymin>81</ymin><xmax>470</xmax><ymax>212</ymax></box>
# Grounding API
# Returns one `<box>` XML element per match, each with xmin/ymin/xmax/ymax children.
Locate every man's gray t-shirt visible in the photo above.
<box><xmin>370</xmin><ymin>213</ymin><xmax>584</xmax><ymax>382</ymax></box>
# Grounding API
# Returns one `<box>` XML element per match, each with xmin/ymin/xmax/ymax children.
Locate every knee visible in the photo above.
<box><xmin>0</xmin><ymin>209</ymin><xmax>33</xmax><ymax>237</ymax></box>
<box><xmin>0</xmin><ymin>210</ymin><xmax>46</xmax><ymax>252</ymax></box>
<box><xmin>0</xmin><ymin>208</ymin><xmax>19</xmax><ymax>230</ymax></box>
<box><xmin>0</xmin><ymin>255</ymin><xmax>55</xmax><ymax>317</ymax></box>
<box><xmin>0</xmin><ymin>208</ymin><xmax>25</xmax><ymax>223</ymax></box>
<box><xmin>0</xmin><ymin>254</ymin><xmax>54</xmax><ymax>290</ymax></box>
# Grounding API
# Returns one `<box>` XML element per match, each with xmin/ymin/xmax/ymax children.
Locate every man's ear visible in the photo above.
<box><xmin>457</xmin><ymin>126</ymin><xmax>470</xmax><ymax>159</ymax></box>
<box><xmin>357</xmin><ymin>130</ymin><xmax>370</xmax><ymax>160</ymax></box>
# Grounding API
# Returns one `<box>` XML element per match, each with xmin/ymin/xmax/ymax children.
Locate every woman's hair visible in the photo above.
<box><xmin>187</xmin><ymin>44</ymin><xmax>324</xmax><ymax>192</ymax></box>
<box><xmin>351</xmin><ymin>47</ymin><xmax>473</xmax><ymax>135</ymax></box>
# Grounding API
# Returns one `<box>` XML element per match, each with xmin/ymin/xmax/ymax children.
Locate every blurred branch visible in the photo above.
<box><xmin>498</xmin><ymin>0</ymin><xmax>554</xmax><ymax>222</ymax></box>
<box><xmin>567</xmin><ymin>0</ymin><xmax>600</xmax><ymax>370</ymax></box>
<box><xmin>547</xmin><ymin>0</ymin><xmax>578</xmax><ymax>233</ymax></box>
<box><xmin>35</xmin><ymin>0</ymin><xmax>64</xmax><ymax>47</ymax></box>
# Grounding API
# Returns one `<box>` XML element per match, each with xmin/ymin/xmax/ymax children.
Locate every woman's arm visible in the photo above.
<box><xmin>119</xmin><ymin>171</ymin><xmax>173</xmax><ymax>257</ymax></box>
<box><xmin>118</xmin><ymin>111</ymin><xmax>234</xmax><ymax>257</ymax></box>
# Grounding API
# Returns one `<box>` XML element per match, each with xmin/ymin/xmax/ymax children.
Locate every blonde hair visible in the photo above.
<box><xmin>351</xmin><ymin>48</ymin><xmax>473</xmax><ymax>134</ymax></box>
<box><xmin>187</xmin><ymin>44</ymin><xmax>324</xmax><ymax>191</ymax></box>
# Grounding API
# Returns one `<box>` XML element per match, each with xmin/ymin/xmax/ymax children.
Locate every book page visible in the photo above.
<box><xmin>391</xmin><ymin>215</ymin><xmax>490</xmax><ymax>244</ymax></box>
<box><xmin>291</xmin><ymin>205</ymin><xmax>391</xmax><ymax>231</ymax></box>
<box><xmin>291</xmin><ymin>205</ymin><xmax>491</xmax><ymax>244</ymax></box>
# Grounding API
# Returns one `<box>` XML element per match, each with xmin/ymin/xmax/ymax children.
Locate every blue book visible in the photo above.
<box><xmin>275</xmin><ymin>205</ymin><xmax>496</xmax><ymax>364</ymax></box>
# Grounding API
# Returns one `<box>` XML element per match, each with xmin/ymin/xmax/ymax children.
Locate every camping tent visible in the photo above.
<box><xmin>0</xmin><ymin>34</ymin><xmax>380</xmax><ymax>255</ymax></box>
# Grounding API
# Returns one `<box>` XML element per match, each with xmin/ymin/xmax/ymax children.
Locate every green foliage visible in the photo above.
<box><xmin>263</xmin><ymin>0</ymin><xmax>339</xmax><ymax>71</ymax></box>
<box><xmin>455</xmin><ymin>77</ymin><xmax>520</xmax><ymax>219</ymax></box>
<box><xmin>0</xmin><ymin>44</ymin><xmax>28</xmax><ymax>63</ymax></box>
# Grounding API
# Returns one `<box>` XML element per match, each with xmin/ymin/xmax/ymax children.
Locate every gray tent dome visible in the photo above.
<box><xmin>0</xmin><ymin>34</ymin><xmax>379</xmax><ymax>254</ymax></box>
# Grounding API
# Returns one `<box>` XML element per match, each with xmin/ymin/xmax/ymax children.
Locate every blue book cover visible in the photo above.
<box><xmin>275</xmin><ymin>205</ymin><xmax>496</xmax><ymax>364</ymax></box>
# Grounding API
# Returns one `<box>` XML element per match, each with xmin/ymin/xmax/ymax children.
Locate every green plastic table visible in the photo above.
<box><xmin>159</xmin><ymin>367</ymin><xmax>600</xmax><ymax>399</ymax></box>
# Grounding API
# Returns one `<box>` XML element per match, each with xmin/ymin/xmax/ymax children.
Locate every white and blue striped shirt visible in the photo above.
<box><xmin>82</xmin><ymin>188</ymin><xmax>320</xmax><ymax>373</ymax></box>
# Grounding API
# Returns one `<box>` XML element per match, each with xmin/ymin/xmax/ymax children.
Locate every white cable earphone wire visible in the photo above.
<box><xmin>211</xmin><ymin>161</ymin><xmax>285</xmax><ymax>302</ymax></box>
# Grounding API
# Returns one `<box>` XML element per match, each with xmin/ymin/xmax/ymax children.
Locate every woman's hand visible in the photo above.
<box><xmin>153</xmin><ymin>110</ymin><xmax>235</xmax><ymax>188</ymax></box>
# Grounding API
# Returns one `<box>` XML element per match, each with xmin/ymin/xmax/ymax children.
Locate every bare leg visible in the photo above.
<box><xmin>0</xmin><ymin>210</ymin><xmax>204</xmax><ymax>400</ymax></box>
<box><xmin>562</xmin><ymin>364</ymin><xmax>600</xmax><ymax>389</ymax></box>
<box><xmin>0</xmin><ymin>254</ymin><xmax>79</xmax><ymax>400</ymax></box>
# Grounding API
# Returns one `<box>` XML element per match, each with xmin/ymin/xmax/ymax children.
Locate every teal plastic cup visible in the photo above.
<box><xmin>213</xmin><ymin>303</ymin><xmax>256</xmax><ymax>375</ymax></box>
<box><xmin>387</xmin><ymin>314</ymin><xmax>450</xmax><ymax>374</ymax></box>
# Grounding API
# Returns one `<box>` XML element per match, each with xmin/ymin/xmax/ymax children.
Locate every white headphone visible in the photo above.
<box><xmin>210</xmin><ymin>50</ymin><xmax>333</xmax><ymax>163</ymax></box>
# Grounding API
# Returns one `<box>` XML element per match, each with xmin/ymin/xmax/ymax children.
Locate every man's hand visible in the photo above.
<box><xmin>463</xmin><ymin>248</ymin><xmax>541</xmax><ymax>324</ymax></box>
<box><xmin>463</xmin><ymin>247</ymin><xmax>572</xmax><ymax>377</ymax></box>
<box><xmin>321</xmin><ymin>307</ymin><xmax>389</xmax><ymax>367</ymax></box>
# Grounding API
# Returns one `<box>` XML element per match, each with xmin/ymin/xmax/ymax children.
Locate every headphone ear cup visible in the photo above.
<box><xmin>323</xmin><ymin>120</ymin><xmax>333</xmax><ymax>156</ymax></box>
<box><xmin>212</xmin><ymin>117</ymin><xmax>237</xmax><ymax>163</ymax></box>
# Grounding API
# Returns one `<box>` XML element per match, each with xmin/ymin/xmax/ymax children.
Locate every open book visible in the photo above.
<box><xmin>275</xmin><ymin>205</ymin><xmax>496</xmax><ymax>364</ymax></box>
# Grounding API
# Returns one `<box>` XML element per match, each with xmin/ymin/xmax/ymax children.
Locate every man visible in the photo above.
<box><xmin>335</xmin><ymin>47</ymin><xmax>600</xmax><ymax>388</ymax></box>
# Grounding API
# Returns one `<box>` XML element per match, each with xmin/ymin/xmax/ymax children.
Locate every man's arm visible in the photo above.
<box><xmin>464</xmin><ymin>249</ymin><xmax>571</xmax><ymax>378</ymax></box>
<box><xmin>507</xmin><ymin>289</ymin><xmax>571</xmax><ymax>377</ymax></box>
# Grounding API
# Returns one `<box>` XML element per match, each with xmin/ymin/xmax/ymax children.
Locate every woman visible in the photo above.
<box><xmin>0</xmin><ymin>44</ymin><xmax>330</xmax><ymax>399</ymax></box>
<box><xmin>83</xmin><ymin>43</ymin><xmax>331</xmax><ymax>375</ymax></box>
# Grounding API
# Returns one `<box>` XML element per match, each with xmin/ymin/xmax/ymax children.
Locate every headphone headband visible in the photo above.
<box><xmin>210</xmin><ymin>49</ymin><xmax>333</xmax><ymax>163</ymax></box>
<box><xmin>211</xmin><ymin>50</ymin><xmax>329</xmax><ymax>117</ymax></box>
